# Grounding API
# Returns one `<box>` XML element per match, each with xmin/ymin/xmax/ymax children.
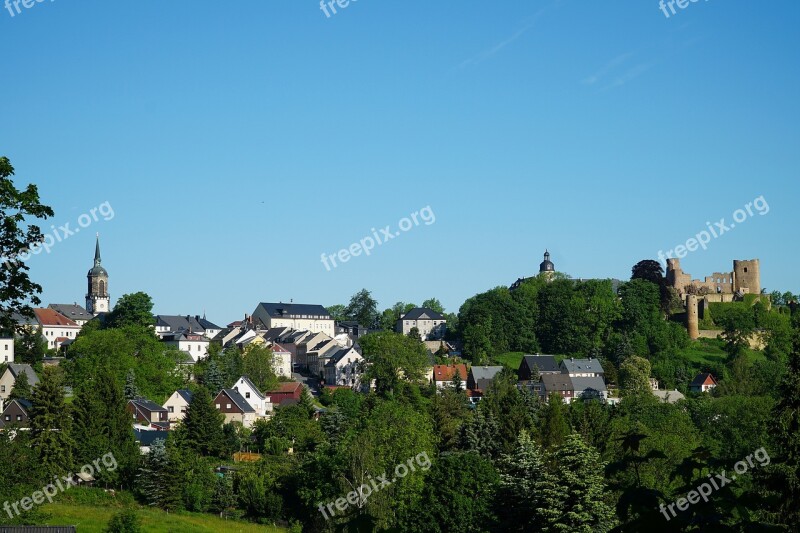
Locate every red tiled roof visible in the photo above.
<box><xmin>34</xmin><ymin>308</ymin><xmax>80</xmax><ymax>327</ymax></box>
<box><xmin>268</xmin><ymin>382</ymin><xmax>302</xmax><ymax>394</ymax></box>
<box><xmin>433</xmin><ymin>364</ymin><xmax>468</xmax><ymax>382</ymax></box>
<box><xmin>272</xmin><ymin>343</ymin><xmax>291</xmax><ymax>353</ymax></box>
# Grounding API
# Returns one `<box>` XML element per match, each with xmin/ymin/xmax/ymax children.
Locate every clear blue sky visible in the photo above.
<box><xmin>2</xmin><ymin>0</ymin><xmax>798</xmax><ymax>325</ymax></box>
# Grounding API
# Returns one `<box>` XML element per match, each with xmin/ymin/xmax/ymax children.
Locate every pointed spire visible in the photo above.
<box><xmin>94</xmin><ymin>233</ymin><xmax>102</xmax><ymax>266</ymax></box>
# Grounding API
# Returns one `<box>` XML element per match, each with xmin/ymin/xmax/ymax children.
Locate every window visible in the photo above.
<box><xmin>3</xmin><ymin>415</ymin><xmax>8</xmax><ymax>421</ymax></box>
<box><xmin>16</xmin><ymin>415</ymin><xmax>22</xmax><ymax>421</ymax></box>
<box><xmin>216</xmin><ymin>404</ymin><xmax>221</xmax><ymax>409</ymax></box>
<box><xmin>226</xmin><ymin>403</ymin><xmax>232</xmax><ymax>409</ymax></box>
<box><xmin>1</xmin><ymin>386</ymin><xmax>5</xmax><ymax>393</ymax></box>
<box><xmin>168</xmin><ymin>406</ymin><xmax>174</xmax><ymax>413</ymax></box>
<box><xmin>245</xmin><ymin>392</ymin><xmax>251</xmax><ymax>398</ymax></box>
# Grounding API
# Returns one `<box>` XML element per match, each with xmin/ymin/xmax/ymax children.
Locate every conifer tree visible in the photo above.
<box><xmin>124</xmin><ymin>368</ymin><xmax>140</xmax><ymax>400</ymax></box>
<box><xmin>29</xmin><ymin>367</ymin><xmax>74</xmax><ymax>477</ymax></box>
<box><xmin>541</xmin><ymin>392</ymin><xmax>570</xmax><ymax>449</ymax></box>
<box><xmin>8</xmin><ymin>370</ymin><xmax>31</xmax><ymax>401</ymax></box>
<box><xmin>181</xmin><ymin>387</ymin><xmax>225</xmax><ymax>457</ymax></box>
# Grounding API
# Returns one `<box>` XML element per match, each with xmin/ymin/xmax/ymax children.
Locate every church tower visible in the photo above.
<box><xmin>86</xmin><ymin>234</ymin><xmax>110</xmax><ymax>315</ymax></box>
<box><xmin>539</xmin><ymin>250</ymin><xmax>556</xmax><ymax>280</ymax></box>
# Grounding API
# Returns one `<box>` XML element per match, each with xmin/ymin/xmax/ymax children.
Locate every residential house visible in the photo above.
<box><xmin>215</xmin><ymin>388</ymin><xmax>257</xmax><ymax>428</ymax></box>
<box><xmin>133</xmin><ymin>428</ymin><xmax>170</xmax><ymax>454</ymax></box>
<box><xmin>467</xmin><ymin>366</ymin><xmax>504</xmax><ymax>392</ymax></box>
<box><xmin>271</xmin><ymin>343</ymin><xmax>292</xmax><ymax>378</ymax></box>
<box><xmin>163</xmin><ymin>389</ymin><xmax>193</xmax><ymax>423</ymax></box>
<box><xmin>154</xmin><ymin>314</ymin><xmax>222</xmax><ymax>340</ymax></box>
<box><xmin>1</xmin><ymin>338</ymin><xmax>14</xmax><ymax>364</ymax></box>
<box><xmin>48</xmin><ymin>303</ymin><xmax>94</xmax><ymax>327</ymax></box>
<box><xmin>652</xmin><ymin>389</ymin><xmax>686</xmax><ymax>403</ymax></box>
<box><xmin>128</xmin><ymin>398</ymin><xmax>170</xmax><ymax>429</ymax></box>
<box><xmin>295</xmin><ymin>331</ymin><xmax>332</xmax><ymax>368</ymax></box>
<box><xmin>690</xmin><ymin>373</ymin><xmax>718</xmax><ymax>393</ymax></box>
<box><xmin>161</xmin><ymin>329</ymin><xmax>210</xmax><ymax>362</ymax></box>
<box><xmin>518</xmin><ymin>355</ymin><xmax>561</xmax><ymax>383</ymax></box>
<box><xmin>306</xmin><ymin>337</ymin><xmax>342</xmax><ymax>377</ymax></box>
<box><xmin>571</xmin><ymin>376</ymin><xmax>608</xmax><ymax>402</ymax></box>
<box><xmin>539</xmin><ymin>374</ymin><xmax>575</xmax><ymax>403</ymax></box>
<box><xmin>232</xmin><ymin>376</ymin><xmax>272</xmax><ymax>416</ymax></box>
<box><xmin>397</xmin><ymin>308</ymin><xmax>446</xmax><ymax>340</ymax></box>
<box><xmin>252</xmin><ymin>302</ymin><xmax>335</xmax><ymax>337</ymax></box>
<box><xmin>424</xmin><ymin>340</ymin><xmax>454</xmax><ymax>356</ymax></box>
<box><xmin>0</xmin><ymin>364</ymin><xmax>39</xmax><ymax>404</ymax></box>
<box><xmin>323</xmin><ymin>346</ymin><xmax>363</xmax><ymax>388</ymax></box>
<box><xmin>560</xmin><ymin>357</ymin><xmax>605</xmax><ymax>378</ymax></box>
<box><xmin>264</xmin><ymin>382</ymin><xmax>303</xmax><ymax>406</ymax></box>
<box><xmin>432</xmin><ymin>364</ymin><xmax>468</xmax><ymax>390</ymax></box>
<box><xmin>0</xmin><ymin>398</ymin><xmax>32</xmax><ymax>429</ymax></box>
<box><xmin>34</xmin><ymin>308</ymin><xmax>81</xmax><ymax>350</ymax></box>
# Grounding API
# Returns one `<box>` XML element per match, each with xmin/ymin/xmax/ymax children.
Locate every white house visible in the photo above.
<box><xmin>1</xmin><ymin>339</ymin><xmax>13</xmax><ymax>364</ymax></box>
<box><xmin>397</xmin><ymin>308</ymin><xmax>447</xmax><ymax>340</ymax></box>
<box><xmin>252</xmin><ymin>303</ymin><xmax>334</xmax><ymax>337</ymax></box>
<box><xmin>270</xmin><ymin>343</ymin><xmax>292</xmax><ymax>379</ymax></box>
<box><xmin>0</xmin><ymin>364</ymin><xmax>39</xmax><ymax>404</ymax></box>
<box><xmin>154</xmin><ymin>315</ymin><xmax>221</xmax><ymax>340</ymax></box>
<box><xmin>560</xmin><ymin>358</ymin><xmax>605</xmax><ymax>378</ymax></box>
<box><xmin>33</xmin><ymin>308</ymin><xmax>81</xmax><ymax>350</ymax></box>
<box><xmin>231</xmin><ymin>376</ymin><xmax>272</xmax><ymax>416</ymax></box>
<box><xmin>162</xmin><ymin>389</ymin><xmax>193</xmax><ymax>423</ymax></box>
<box><xmin>323</xmin><ymin>347</ymin><xmax>363</xmax><ymax>387</ymax></box>
<box><xmin>161</xmin><ymin>330</ymin><xmax>210</xmax><ymax>362</ymax></box>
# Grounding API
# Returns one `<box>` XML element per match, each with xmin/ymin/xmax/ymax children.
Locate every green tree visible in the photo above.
<box><xmin>619</xmin><ymin>356</ymin><xmax>652</xmax><ymax>397</ymax></box>
<box><xmin>541</xmin><ymin>393</ymin><xmax>570</xmax><ymax>449</ymax></box>
<box><xmin>241</xmin><ymin>344</ymin><xmax>278</xmax><ymax>392</ymax></box>
<box><xmin>105</xmin><ymin>292</ymin><xmax>155</xmax><ymax>330</ymax></box>
<box><xmin>123</xmin><ymin>368</ymin><xmax>140</xmax><ymax>400</ymax></box>
<box><xmin>202</xmin><ymin>359</ymin><xmax>225</xmax><ymax>393</ymax></box>
<box><xmin>345</xmin><ymin>288</ymin><xmax>380</xmax><ymax>328</ymax></box>
<box><xmin>451</xmin><ymin>368</ymin><xmax>463</xmax><ymax>393</ymax></box>
<box><xmin>496</xmin><ymin>431</ymin><xmax>561</xmax><ymax>531</ymax></box>
<box><xmin>103</xmin><ymin>509</ymin><xmax>141</xmax><ymax>533</ymax></box>
<box><xmin>431</xmin><ymin>389</ymin><xmax>471</xmax><ymax>452</ymax></box>
<box><xmin>29</xmin><ymin>367</ymin><xmax>73</xmax><ymax>477</ymax></box>
<box><xmin>135</xmin><ymin>439</ymin><xmax>183</xmax><ymax>511</ymax></box>
<box><xmin>8</xmin><ymin>369</ymin><xmax>31</xmax><ymax>400</ymax></box>
<box><xmin>13</xmin><ymin>328</ymin><xmax>49</xmax><ymax>366</ymax></box>
<box><xmin>181</xmin><ymin>387</ymin><xmax>226</xmax><ymax>457</ymax></box>
<box><xmin>714</xmin><ymin>303</ymin><xmax>757</xmax><ymax>358</ymax></box>
<box><xmin>552</xmin><ymin>433</ymin><xmax>616</xmax><ymax>532</ymax></box>
<box><xmin>421</xmin><ymin>298</ymin><xmax>445</xmax><ymax>314</ymax></box>
<box><xmin>210</xmin><ymin>475</ymin><xmax>237</xmax><ymax>517</ymax></box>
<box><xmin>326</xmin><ymin>303</ymin><xmax>348</xmax><ymax>322</ymax></box>
<box><xmin>0</xmin><ymin>157</ymin><xmax>55</xmax><ymax>334</ymax></box>
<box><xmin>359</xmin><ymin>331</ymin><xmax>429</xmax><ymax>396</ymax></box>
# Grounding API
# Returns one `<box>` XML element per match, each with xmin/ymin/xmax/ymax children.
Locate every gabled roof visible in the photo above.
<box><xmin>653</xmin><ymin>389</ymin><xmax>686</xmax><ymax>403</ymax></box>
<box><xmin>433</xmin><ymin>364</ymin><xmax>467</xmax><ymax>382</ymax></box>
<box><xmin>271</xmin><ymin>343</ymin><xmax>291</xmax><ymax>354</ymax></box>
<box><xmin>2</xmin><ymin>398</ymin><xmax>33</xmax><ymax>413</ymax></box>
<box><xmin>235</xmin><ymin>376</ymin><xmax>266</xmax><ymax>400</ymax></box>
<box><xmin>521</xmin><ymin>355</ymin><xmax>560</xmax><ymax>373</ymax></box>
<box><xmin>6</xmin><ymin>364</ymin><xmax>40</xmax><ymax>387</ymax></box>
<box><xmin>469</xmin><ymin>366</ymin><xmax>504</xmax><ymax>381</ymax></box>
<box><xmin>176</xmin><ymin>389</ymin><xmax>193</xmax><ymax>403</ymax></box>
<box><xmin>130</xmin><ymin>397</ymin><xmax>168</xmax><ymax>413</ymax></box>
<box><xmin>11</xmin><ymin>311</ymin><xmax>38</xmax><ymax>326</ymax></box>
<box><xmin>218</xmin><ymin>388</ymin><xmax>256</xmax><ymax>413</ymax></box>
<box><xmin>48</xmin><ymin>303</ymin><xmax>92</xmax><ymax>322</ymax></box>
<box><xmin>561</xmin><ymin>358</ymin><xmax>604</xmax><ymax>374</ymax></box>
<box><xmin>570</xmin><ymin>376</ymin><xmax>607</xmax><ymax>394</ymax></box>
<box><xmin>33</xmin><ymin>308</ymin><xmax>80</xmax><ymax>327</ymax></box>
<box><xmin>256</xmin><ymin>303</ymin><xmax>331</xmax><ymax>319</ymax></box>
<box><xmin>325</xmin><ymin>347</ymin><xmax>360</xmax><ymax>367</ymax></box>
<box><xmin>541</xmin><ymin>373</ymin><xmax>574</xmax><ymax>392</ymax></box>
<box><xmin>690</xmin><ymin>373</ymin><xmax>718</xmax><ymax>387</ymax></box>
<box><xmin>401</xmin><ymin>308</ymin><xmax>445</xmax><ymax>321</ymax></box>
<box><xmin>266</xmin><ymin>382</ymin><xmax>302</xmax><ymax>394</ymax></box>
<box><xmin>155</xmin><ymin>315</ymin><xmax>220</xmax><ymax>333</ymax></box>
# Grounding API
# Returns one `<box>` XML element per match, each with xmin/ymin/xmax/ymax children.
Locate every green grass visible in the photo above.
<box><xmin>675</xmin><ymin>338</ymin><xmax>764</xmax><ymax>368</ymax></box>
<box><xmin>491</xmin><ymin>352</ymin><xmax>525</xmax><ymax>370</ymax></box>
<box><xmin>42</xmin><ymin>503</ymin><xmax>286</xmax><ymax>533</ymax></box>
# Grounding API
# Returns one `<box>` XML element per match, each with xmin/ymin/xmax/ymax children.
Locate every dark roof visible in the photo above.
<box><xmin>11</xmin><ymin>311</ymin><xmax>38</xmax><ymax>326</ymax></box>
<box><xmin>561</xmin><ymin>358</ymin><xmax>605</xmax><ymax>374</ymax></box>
<box><xmin>7</xmin><ymin>364</ymin><xmax>40</xmax><ymax>387</ymax></box>
<box><xmin>257</xmin><ymin>303</ymin><xmax>331</xmax><ymax>319</ymax></box>
<box><xmin>155</xmin><ymin>315</ymin><xmax>217</xmax><ymax>333</ymax></box>
<box><xmin>469</xmin><ymin>366</ymin><xmax>504</xmax><ymax>382</ymax></box>
<box><xmin>219</xmin><ymin>388</ymin><xmax>256</xmax><ymax>413</ymax></box>
<box><xmin>521</xmin><ymin>355</ymin><xmax>560</xmax><ymax>374</ymax></box>
<box><xmin>133</xmin><ymin>429</ymin><xmax>169</xmax><ymax>447</ymax></box>
<box><xmin>234</xmin><ymin>376</ymin><xmax>266</xmax><ymax>400</ymax></box>
<box><xmin>177</xmin><ymin>389</ymin><xmax>193</xmax><ymax>403</ymax></box>
<box><xmin>325</xmin><ymin>347</ymin><xmax>359</xmax><ymax>367</ymax></box>
<box><xmin>570</xmin><ymin>376</ymin><xmax>607</xmax><ymax>394</ymax></box>
<box><xmin>130</xmin><ymin>398</ymin><xmax>168</xmax><ymax>413</ymax></box>
<box><xmin>401</xmin><ymin>308</ymin><xmax>445</xmax><ymax>321</ymax></box>
<box><xmin>48</xmin><ymin>304</ymin><xmax>92</xmax><ymax>322</ymax></box>
<box><xmin>691</xmin><ymin>373</ymin><xmax>717</xmax><ymax>387</ymax></box>
<box><xmin>541</xmin><ymin>374</ymin><xmax>573</xmax><ymax>392</ymax></box>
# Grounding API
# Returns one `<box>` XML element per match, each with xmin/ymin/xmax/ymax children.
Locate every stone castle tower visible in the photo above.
<box><xmin>86</xmin><ymin>235</ymin><xmax>110</xmax><ymax>315</ymax></box>
<box><xmin>733</xmin><ymin>259</ymin><xmax>760</xmax><ymax>295</ymax></box>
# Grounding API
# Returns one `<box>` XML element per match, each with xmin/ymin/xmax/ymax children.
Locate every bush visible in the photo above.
<box><xmin>104</xmin><ymin>509</ymin><xmax>141</xmax><ymax>533</ymax></box>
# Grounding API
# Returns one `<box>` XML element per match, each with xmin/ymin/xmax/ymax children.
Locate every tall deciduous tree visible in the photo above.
<box><xmin>421</xmin><ymin>298</ymin><xmax>445</xmax><ymax>314</ymax></box>
<box><xmin>359</xmin><ymin>331</ymin><xmax>429</xmax><ymax>396</ymax></box>
<box><xmin>241</xmin><ymin>344</ymin><xmax>278</xmax><ymax>393</ymax></box>
<box><xmin>105</xmin><ymin>292</ymin><xmax>156</xmax><ymax>330</ymax></box>
<box><xmin>619</xmin><ymin>356</ymin><xmax>652</xmax><ymax>397</ymax></box>
<box><xmin>345</xmin><ymin>288</ymin><xmax>379</xmax><ymax>328</ymax></box>
<box><xmin>0</xmin><ymin>157</ymin><xmax>55</xmax><ymax>334</ymax></box>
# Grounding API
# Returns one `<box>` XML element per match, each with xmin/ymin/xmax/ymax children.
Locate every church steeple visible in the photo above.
<box><xmin>539</xmin><ymin>249</ymin><xmax>555</xmax><ymax>276</ymax></box>
<box><xmin>86</xmin><ymin>234</ymin><xmax>110</xmax><ymax>315</ymax></box>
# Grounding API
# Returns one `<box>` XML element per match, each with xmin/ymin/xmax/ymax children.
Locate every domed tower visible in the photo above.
<box><xmin>539</xmin><ymin>250</ymin><xmax>555</xmax><ymax>280</ymax></box>
<box><xmin>86</xmin><ymin>234</ymin><xmax>110</xmax><ymax>315</ymax></box>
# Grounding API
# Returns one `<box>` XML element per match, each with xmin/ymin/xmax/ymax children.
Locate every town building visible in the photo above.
<box><xmin>397</xmin><ymin>308</ymin><xmax>447</xmax><ymax>340</ymax></box>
